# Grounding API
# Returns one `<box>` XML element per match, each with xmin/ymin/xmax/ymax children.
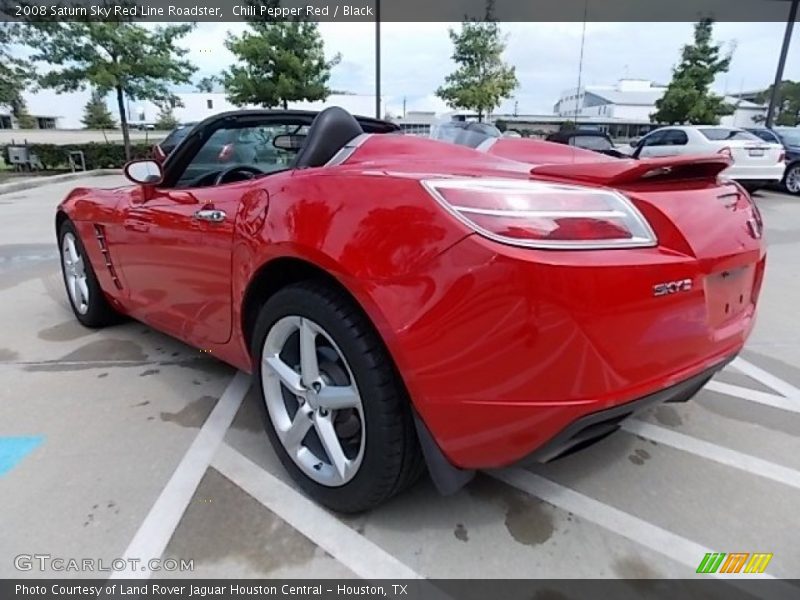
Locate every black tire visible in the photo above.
<box><xmin>783</xmin><ymin>163</ymin><xmax>800</xmax><ymax>196</ymax></box>
<box><xmin>251</xmin><ymin>281</ymin><xmax>424</xmax><ymax>513</ymax></box>
<box><xmin>58</xmin><ymin>220</ymin><xmax>120</xmax><ymax>328</ymax></box>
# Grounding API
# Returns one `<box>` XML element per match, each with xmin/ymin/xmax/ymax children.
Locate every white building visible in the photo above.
<box><xmin>554</xmin><ymin>79</ymin><xmax>767</xmax><ymax>128</ymax></box>
<box><xmin>0</xmin><ymin>89</ymin><xmax>386</xmax><ymax>130</ymax></box>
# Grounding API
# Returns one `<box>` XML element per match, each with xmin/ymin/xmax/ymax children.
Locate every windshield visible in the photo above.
<box><xmin>776</xmin><ymin>128</ymin><xmax>800</xmax><ymax>146</ymax></box>
<box><xmin>570</xmin><ymin>135</ymin><xmax>614</xmax><ymax>151</ymax></box>
<box><xmin>699</xmin><ymin>128</ymin><xmax>761</xmax><ymax>142</ymax></box>
<box><xmin>430</xmin><ymin>121</ymin><xmax>502</xmax><ymax>148</ymax></box>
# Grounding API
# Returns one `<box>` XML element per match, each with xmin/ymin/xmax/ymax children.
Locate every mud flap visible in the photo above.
<box><xmin>413</xmin><ymin>411</ymin><xmax>475</xmax><ymax>495</ymax></box>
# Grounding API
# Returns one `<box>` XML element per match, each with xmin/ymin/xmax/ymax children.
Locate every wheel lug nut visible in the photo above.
<box><xmin>312</xmin><ymin>382</ymin><xmax>322</xmax><ymax>392</ymax></box>
<box><xmin>319</xmin><ymin>408</ymin><xmax>328</xmax><ymax>417</ymax></box>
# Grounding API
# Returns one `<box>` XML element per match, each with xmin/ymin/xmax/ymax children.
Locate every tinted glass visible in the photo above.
<box><xmin>431</xmin><ymin>121</ymin><xmax>502</xmax><ymax>148</ymax></box>
<box><xmin>569</xmin><ymin>135</ymin><xmax>613</xmax><ymax>151</ymax></box>
<box><xmin>641</xmin><ymin>130</ymin><xmax>666</xmax><ymax>146</ymax></box>
<box><xmin>662</xmin><ymin>130</ymin><xmax>688</xmax><ymax>145</ymax></box>
<box><xmin>748</xmin><ymin>129</ymin><xmax>780</xmax><ymax>144</ymax></box>
<box><xmin>160</xmin><ymin>124</ymin><xmax>196</xmax><ymax>153</ymax></box>
<box><xmin>699</xmin><ymin>128</ymin><xmax>761</xmax><ymax>142</ymax></box>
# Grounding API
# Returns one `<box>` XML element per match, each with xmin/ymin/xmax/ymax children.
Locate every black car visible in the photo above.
<box><xmin>746</xmin><ymin>127</ymin><xmax>800</xmax><ymax>195</ymax></box>
<box><xmin>545</xmin><ymin>129</ymin><xmax>628</xmax><ymax>158</ymax></box>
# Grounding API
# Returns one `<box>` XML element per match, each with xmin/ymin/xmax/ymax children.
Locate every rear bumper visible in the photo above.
<box><xmin>723</xmin><ymin>163</ymin><xmax>786</xmax><ymax>182</ymax></box>
<box><xmin>520</xmin><ymin>356</ymin><xmax>732</xmax><ymax>464</ymax></box>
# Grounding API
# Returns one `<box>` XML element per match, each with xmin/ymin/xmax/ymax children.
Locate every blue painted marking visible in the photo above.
<box><xmin>0</xmin><ymin>436</ymin><xmax>44</xmax><ymax>476</ymax></box>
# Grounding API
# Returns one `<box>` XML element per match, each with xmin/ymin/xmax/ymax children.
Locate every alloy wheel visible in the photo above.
<box><xmin>785</xmin><ymin>165</ymin><xmax>800</xmax><ymax>195</ymax></box>
<box><xmin>62</xmin><ymin>232</ymin><xmax>90</xmax><ymax>315</ymax></box>
<box><xmin>261</xmin><ymin>316</ymin><xmax>365</xmax><ymax>487</ymax></box>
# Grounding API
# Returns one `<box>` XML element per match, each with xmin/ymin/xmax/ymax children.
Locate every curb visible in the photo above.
<box><xmin>0</xmin><ymin>169</ymin><xmax>123</xmax><ymax>196</ymax></box>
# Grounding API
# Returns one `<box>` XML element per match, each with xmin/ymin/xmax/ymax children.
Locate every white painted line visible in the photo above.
<box><xmin>731</xmin><ymin>357</ymin><xmax>800</xmax><ymax>400</ymax></box>
<box><xmin>705</xmin><ymin>380</ymin><xmax>800</xmax><ymax>414</ymax></box>
<box><xmin>622</xmin><ymin>420</ymin><xmax>800</xmax><ymax>491</ymax></box>
<box><xmin>492</xmin><ymin>468</ymin><xmax>778</xmax><ymax>583</ymax></box>
<box><xmin>213</xmin><ymin>444</ymin><xmax>423</xmax><ymax>580</ymax></box>
<box><xmin>110</xmin><ymin>371</ymin><xmax>252</xmax><ymax>580</ymax></box>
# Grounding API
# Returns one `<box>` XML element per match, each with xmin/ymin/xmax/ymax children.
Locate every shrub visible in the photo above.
<box><xmin>0</xmin><ymin>142</ymin><xmax>154</xmax><ymax>170</ymax></box>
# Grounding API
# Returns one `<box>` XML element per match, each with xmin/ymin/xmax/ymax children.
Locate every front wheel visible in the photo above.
<box><xmin>784</xmin><ymin>163</ymin><xmax>800</xmax><ymax>196</ymax></box>
<box><xmin>58</xmin><ymin>220</ymin><xmax>119</xmax><ymax>328</ymax></box>
<box><xmin>251</xmin><ymin>282</ymin><xmax>424</xmax><ymax>513</ymax></box>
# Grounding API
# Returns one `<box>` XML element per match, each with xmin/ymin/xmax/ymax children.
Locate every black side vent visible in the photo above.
<box><xmin>94</xmin><ymin>224</ymin><xmax>123</xmax><ymax>290</ymax></box>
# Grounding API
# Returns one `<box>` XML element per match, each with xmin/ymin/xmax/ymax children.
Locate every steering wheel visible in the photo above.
<box><xmin>214</xmin><ymin>165</ymin><xmax>265</xmax><ymax>186</ymax></box>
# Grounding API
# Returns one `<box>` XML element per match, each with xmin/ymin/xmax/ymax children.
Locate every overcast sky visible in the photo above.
<box><xmin>175</xmin><ymin>21</ymin><xmax>798</xmax><ymax>116</ymax></box>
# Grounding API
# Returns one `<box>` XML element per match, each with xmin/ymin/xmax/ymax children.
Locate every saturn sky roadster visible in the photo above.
<box><xmin>56</xmin><ymin>107</ymin><xmax>766</xmax><ymax>512</ymax></box>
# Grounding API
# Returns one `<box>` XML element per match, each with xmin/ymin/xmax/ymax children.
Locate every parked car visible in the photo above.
<box><xmin>152</xmin><ymin>122</ymin><xmax>199</xmax><ymax>162</ymax></box>
<box><xmin>545</xmin><ymin>129</ymin><xmax>628</xmax><ymax>158</ymax></box>
<box><xmin>630</xmin><ymin>126</ymin><xmax>785</xmax><ymax>193</ymax></box>
<box><xmin>746</xmin><ymin>127</ymin><xmax>800</xmax><ymax>195</ymax></box>
<box><xmin>56</xmin><ymin>107</ymin><xmax>765</xmax><ymax>512</ymax></box>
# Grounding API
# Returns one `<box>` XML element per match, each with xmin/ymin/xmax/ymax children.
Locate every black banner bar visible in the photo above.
<box><xmin>3</xmin><ymin>580</ymin><xmax>800</xmax><ymax>600</ymax></box>
<box><xmin>1</xmin><ymin>0</ymin><xmax>800</xmax><ymax>22</ymax></box>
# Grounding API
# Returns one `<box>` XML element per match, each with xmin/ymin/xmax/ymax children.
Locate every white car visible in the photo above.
<box><xmin>632</xmin><ymin>126</ymin><xmax>785</xmax><ymax>192</ymax></box>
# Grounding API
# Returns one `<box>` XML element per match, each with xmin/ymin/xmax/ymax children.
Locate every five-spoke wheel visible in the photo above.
<box><xmin>252</xmin><ymin>282</ymin><xmax>424</xmax><ymax>513</ymax></box>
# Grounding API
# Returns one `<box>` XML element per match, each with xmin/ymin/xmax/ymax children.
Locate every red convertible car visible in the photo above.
<box><xmin>57</xmin><ymin>107</ymin><xmax>766</xmax><ymax>512</ymax></box>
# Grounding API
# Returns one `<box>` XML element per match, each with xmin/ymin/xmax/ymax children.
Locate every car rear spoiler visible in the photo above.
<box><xmin>530</xmin><ymin>154</ymin><xmax>732</xmax><ymax>186</ymax></box>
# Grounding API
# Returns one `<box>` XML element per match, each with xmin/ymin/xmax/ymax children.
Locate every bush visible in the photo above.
<box><xmin>0</xmin><ymin>142</ymin><xmax>153</xmax><ymax>170</ymax></box>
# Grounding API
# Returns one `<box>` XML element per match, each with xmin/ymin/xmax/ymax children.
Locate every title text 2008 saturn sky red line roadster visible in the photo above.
<box><xmin>56</xmin><ymin>107</ymin><xmax>766</xmax><ymax>512</ymax></box>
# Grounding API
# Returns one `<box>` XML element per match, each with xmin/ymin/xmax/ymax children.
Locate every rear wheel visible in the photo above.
<box><xmin>784</xmin><ymin>163</ymin><xmax>800</xmax><ymax>196</ymax></box>
<box><xmin>58</xmin><ymin>220</ymin><xmax>119</xmax><ymax>328</ymax></box>
<box><xmin>251</xmin><ymin>282</ymin><xmax>424</xmax><ymax>513</ymax></box>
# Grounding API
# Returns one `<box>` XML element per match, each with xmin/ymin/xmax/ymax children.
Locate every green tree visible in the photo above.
<box><xmin>755</xmin><ymin>80</ymin><xmax>800</xmax><ymax>126</ymax></box>
<box><xmin>11</xmin><ymin>97</ymin><xmax>36</xmax><ymax>128</ymax></box>
<box><xmin>195</xmin><ymin>76</ymin><xmax>219</xmax><ymax>93</ymax></box>
<box><xmin>153</xmin><ymin>103</ymin><xmax>179</xmax><ymax>130</ymax></box>
<box><xmin>0</xmin><ymin>24</ymin><xmax>31</xmax><ymax>114</ymax></box>
<box><xmin>435</xmin><ymin>1</ymin><xmax>518</xmax><ymax>121</ymax></box>
<box><xmin>81</xmin><ymin>90</ymin><xmax>116</xmax><ymax>129</ymax></box>
<box><xmin>222</xmin><ymin>20</ymin><xmax>341</xmax><ymax>109</ymax></box>
<box><xmin>652</xmin><ymin>19</ymin><xmax>734</xmax><ymax>125</ymax></box>
<box><xmin>19</xmin><ymin>3</ymin><xmax>196</xmax><ymax>158</ymax></box>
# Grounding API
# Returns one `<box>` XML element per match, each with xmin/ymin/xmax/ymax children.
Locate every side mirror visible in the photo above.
<box><xmin>124</xmin><ymin>159</ymin><xmax>163</xmax><ymax>185</ymax></box>
<box><xmin>273</xmin><ymin>134</ymin><xmax>306</xmax><ymax>151</ymax></box>
<box><xmin>629</xmin><ymin>139</ymin><xmax>640</xmax><ymax>148</ymax></box>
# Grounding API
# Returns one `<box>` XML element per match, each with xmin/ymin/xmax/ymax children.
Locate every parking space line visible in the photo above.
<box><xmin>622</xmin><ymin>420</ymin><xmax>800</xmax><ymax>491</ymax></box>
<box><xmin>110</xmin><ymin>371</ymin><xmax>251</xmax><ymax>580</ymax></box>
<box><xmin>705</xmin><ymin>381</ymin><xmax>800</xmax><ymax>414</ymax></box>
<box><xmin>731</xmin><ymin>358</ymin><xmax>800</xmax><ymax>400</ymax></box>
<box><xmin>213</xmin><ymin>444</ymin><xmax>423</xmax><ymax>580</ymax></box>
<box><xmin>491</xmin><ymin>468</ymin><xmax>778</xmax><ymax>583</ymax></box>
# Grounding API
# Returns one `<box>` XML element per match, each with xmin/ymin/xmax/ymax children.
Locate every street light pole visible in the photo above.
<box><xmin>766</xmin><ymin>0</ymin><xmax>799</xmax><ymax>128</ymax></box>
<box><xmin>375</xmin><ymin>0</ymin><xmax>381</xmax><ymax>119</ymax></box>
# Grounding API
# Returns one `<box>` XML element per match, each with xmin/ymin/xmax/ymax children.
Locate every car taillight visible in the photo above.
<box><xmin>218</xmin><ymin>143</ymin><xmax>234</xmax><ymax>161</ymax></box>
<box><xmin>422</xmin><ymin>178</ymin><xmax>657</xmax><ymax>249</ymax></box>
<box><xmin>718</xmin><ymin>147</ymin><xmax>732</xmax><ymax>158</ymax></box>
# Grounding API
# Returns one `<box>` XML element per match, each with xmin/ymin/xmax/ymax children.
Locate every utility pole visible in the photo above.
<box><xmin>375</xmin><ymin>0</ymin><xmax>381</xmax><ymax>119</ymax></box>
<box><xmin>766</xmin><ymin>0</ymin><xmax>798</xmax><ymax>127</ymax></box>
<box><xmin>574</xmin><ymin>0</ymin><xmax>588</xmax><ymax>123</ymax></box>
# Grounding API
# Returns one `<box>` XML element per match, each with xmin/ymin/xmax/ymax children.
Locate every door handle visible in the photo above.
<box><xmin>193</xmin><ymin>209</ymin><xmax>226</xmax><ymax>223</ymax></box>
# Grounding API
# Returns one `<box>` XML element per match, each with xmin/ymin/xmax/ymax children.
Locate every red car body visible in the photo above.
<box><xmin>56</xmin><ymin>116</ymin><xmax>766</xmax><ymax>475</ymax></box>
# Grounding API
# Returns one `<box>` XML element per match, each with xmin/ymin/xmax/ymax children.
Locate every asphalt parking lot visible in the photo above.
<box><xmin>0</xmin><ymin>174</ymin><xmax>799</xmax><ymax>581</ymax></box>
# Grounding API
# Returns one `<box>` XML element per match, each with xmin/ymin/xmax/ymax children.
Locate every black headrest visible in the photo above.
<box><xmin>293</xmin><ymin>107</ymin><xmax>364</xmax><ymax>169</ymax></box>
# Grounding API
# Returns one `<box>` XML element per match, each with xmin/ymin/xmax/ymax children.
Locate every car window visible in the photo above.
<box><xmin>748</xmin><ymin>129</ymin><xmax>780</xmax><ymax>144</ymax></box>
<box><xmin>568</xmin><ymin>135</ymin><xmax>613</xmax><ymax>151</ymax></box>
<box><xmin>160</xmin><ymin>124</ymin><xmax>195</xmax><ymax>153</ymax></box>
<box><xmin>641</xmin><ymin>130</ymin><xmax>667</xmax><ymax>146</ymax></box>
<box><xmin>662</xmin><ymin>130</ymin><xmax>688</xmax><ymax>146</ymax></box>
<box><xmin>176</xmin><ymin>122</ymin><xmax>309</xmax><ymax>188</ymax></box>
<box><xmin>699</xmin><ymin>128</ymin><xmax>761</xmax><ymax>142</ymax></box>
<box><xmin>430</xmin><ymin>121</ymin><xmax>502</xmax><ymax>148</ymax></box>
